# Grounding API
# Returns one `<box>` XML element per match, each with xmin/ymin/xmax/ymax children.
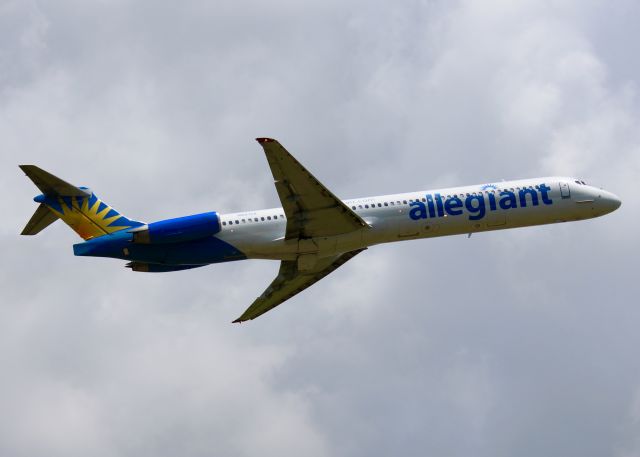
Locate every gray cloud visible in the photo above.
<box><xmin>2</xmin><ymin>0</ymin><xmax>640</xmax><ymax>456</ymax></box>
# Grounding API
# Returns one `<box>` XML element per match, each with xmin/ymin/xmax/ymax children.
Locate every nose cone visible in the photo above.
<box><xmin>598</xmin><ymin>190</ymin><xmax>622</xmax><ymax>215</ymax></box>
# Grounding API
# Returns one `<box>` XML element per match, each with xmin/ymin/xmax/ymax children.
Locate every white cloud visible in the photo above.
<box><xmin>2</xmin><ymin>0</ymin><xmax>640</xmax><ymax>456</ymax></box>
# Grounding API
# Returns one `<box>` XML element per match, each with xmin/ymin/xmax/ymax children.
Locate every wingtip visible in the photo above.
<box><xmin>233</xmin><ymin>314</ymin><xmax>253</xmax><ymax>323</ymax></box>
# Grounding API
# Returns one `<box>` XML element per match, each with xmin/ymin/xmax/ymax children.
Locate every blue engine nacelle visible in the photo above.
<box><xmin>131</xmin><ymin>211</ymin><xmax>221</xmax><ymax>244</ymax></box>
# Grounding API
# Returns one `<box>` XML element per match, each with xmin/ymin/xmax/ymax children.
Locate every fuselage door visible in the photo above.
<box><xmin>560</xmin><ymin>182</ymin><xmax>571</xmax><ymax>199</ymax></box>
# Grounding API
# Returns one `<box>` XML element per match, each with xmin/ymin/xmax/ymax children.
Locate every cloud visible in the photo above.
<box><xmin>2</xmin><ymin>0</ymin><xmax>640</xmax><ymax>456</ymax></box>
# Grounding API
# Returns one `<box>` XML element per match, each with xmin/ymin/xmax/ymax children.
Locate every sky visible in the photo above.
<box><xmin>1</xmin><ymin>0</ymin><xmax>640</xmax><ymax>456</ymax></box>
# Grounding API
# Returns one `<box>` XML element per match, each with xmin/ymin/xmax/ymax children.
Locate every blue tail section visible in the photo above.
<box><xmin>20</xmin><ymin>165</ymin><xmax>144</xmax><ymax>240</ymax></box>
<box><xmin>35</xmin><ymin>192</ymin><xmax>144</xmax><ymax>240</ymax></box>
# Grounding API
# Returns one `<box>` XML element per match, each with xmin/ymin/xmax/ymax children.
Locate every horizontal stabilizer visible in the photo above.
<box><xmin>19</xmin><ymin>165</ymin><xmax>89</xmax><ymax>197</ymax></box>
<box><xmin>21</xmin><ymin>203</ymin><xmax>59</xmax><ymax>235</ymax></box>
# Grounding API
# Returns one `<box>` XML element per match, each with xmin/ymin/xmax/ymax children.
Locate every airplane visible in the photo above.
<box><xmin>20</xmin><ymin>138</ymin><xmax>621</xmax><ymax>322</ymax></box>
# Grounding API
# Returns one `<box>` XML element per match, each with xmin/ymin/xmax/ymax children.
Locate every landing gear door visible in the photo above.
<box><xmin>560</xmin><ymin>182</ymin><xmax>571</xmax><ymax>199</ymax></box>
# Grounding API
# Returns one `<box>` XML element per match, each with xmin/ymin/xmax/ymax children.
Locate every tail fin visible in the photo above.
<box><xmin>20</xmin><ymin>165</ymin><xmax>144</xmax><ymax>240</ymax></box>
<box><xmin>21</xmin><ymin>203</ymin><xmax>59</xmax><ymax>235</ymax></box>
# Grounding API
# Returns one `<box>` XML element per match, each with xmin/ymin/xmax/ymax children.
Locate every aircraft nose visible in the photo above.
<box><xmin>598</xmin><ymin>190</ymin><xmax>622</xmax><ymax>214</ymax></box>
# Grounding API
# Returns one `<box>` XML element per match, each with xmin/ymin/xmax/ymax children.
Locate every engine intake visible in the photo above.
<box><xmin>131</xmin><ymin>211</ymin><xmax>221</xmax><ymax>244</ymax></box>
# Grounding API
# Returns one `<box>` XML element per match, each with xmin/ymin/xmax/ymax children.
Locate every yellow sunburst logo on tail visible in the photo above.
<box><xmin>48</xmin><ymin>195</ymin><xmax>134</xmax><ymax>240</ymax></box>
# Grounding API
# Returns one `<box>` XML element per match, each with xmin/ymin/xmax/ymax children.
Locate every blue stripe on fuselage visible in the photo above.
<box><xmin>73</xmin><ymin>230</ymin><xmax>246</xmax><ymax>265</ymax></box>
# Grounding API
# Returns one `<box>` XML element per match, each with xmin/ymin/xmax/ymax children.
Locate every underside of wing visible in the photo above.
<box><xmin>256</xmin><ymin>138</ymin><xmax>368</xmax><ymax>239</ymax></box>
<box><xmin>233</xmin><ymin>248</ymin><xmax>365</xmax><ymax>322</ymax></box>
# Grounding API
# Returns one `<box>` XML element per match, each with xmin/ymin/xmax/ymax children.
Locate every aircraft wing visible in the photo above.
<box><xmin>256</xmin><ymin>138</ymin><xmax>369</xmax><ymax>239</ymax></box>
<box><xmin>233</xmin><ymin>248</ymin><xmax>366</xmax><ymax>323</ymax></box>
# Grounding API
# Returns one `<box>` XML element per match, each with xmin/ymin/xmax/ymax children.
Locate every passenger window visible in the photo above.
<box><xmin>403</xmin><ymin>200</ymin><xmax>407</xmax><ymax>204</ymax></box>
<box><xmin>235</xmin><ymin>220</ymin><xmax>239</xmax><ymax>224</ymax></box>
<box><xmin>222</xmin><ymin>221</ymin><xmax>227</xmax><ymax>226</ymax></box>
<box><xmin>352</xmin><ymin>206</ymin><xmax>356</xmax><ymax>210</ymax></box>
<box><xmin>261</xmin><ymin>217</ymin><xmax>265</xmax><ymax>221</ymax></box>
<box><xmin>384</xmin><ymin>202</ymin><xmax>388</xmax><ymax>206</ymax></box>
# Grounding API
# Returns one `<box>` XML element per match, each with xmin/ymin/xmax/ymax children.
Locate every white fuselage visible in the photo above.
<box><xmin>216</xmin><ymin>177</ymin><xmax>621</xmax><ymax>261</ymax></box>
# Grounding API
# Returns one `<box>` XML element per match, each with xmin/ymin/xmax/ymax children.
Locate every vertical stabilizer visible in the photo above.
<box><xmin>20</xmin><ymin>165</ymin><xmax>144</xmax><ymax>240</ymax></box>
